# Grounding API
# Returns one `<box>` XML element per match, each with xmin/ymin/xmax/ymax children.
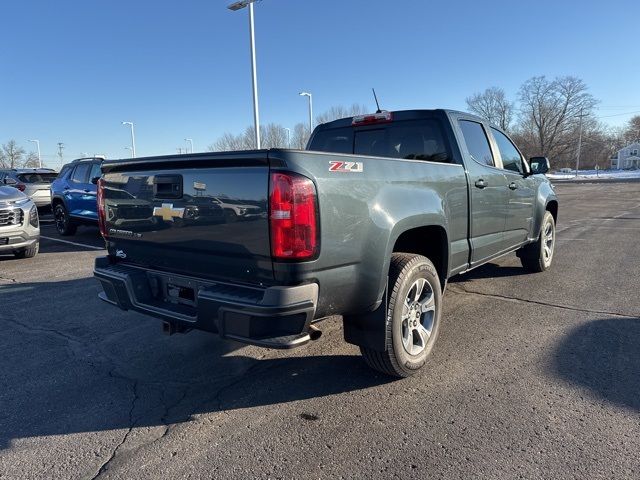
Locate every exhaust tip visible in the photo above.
<box><xmin>308</xmin><ymin>324</ymin><xmax>322</xmax><ymax>341</ymax></box>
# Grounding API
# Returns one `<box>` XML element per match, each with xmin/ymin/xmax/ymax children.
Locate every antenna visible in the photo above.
<box><xmin>372</xmin><ymin>88</ymin><xmax>382</xmax><ymax>113</ymax></box>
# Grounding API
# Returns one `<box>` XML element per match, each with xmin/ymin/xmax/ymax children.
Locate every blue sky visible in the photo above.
<box><xmin>2</xmin><ymin>0</ymin><xmax>640</xmax><ymax>168</ymax></box>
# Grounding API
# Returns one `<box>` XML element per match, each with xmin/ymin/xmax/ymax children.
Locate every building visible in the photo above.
<box><xmin>611</xmin><ymin>142</ymin><xmax>640</xmax><ymax>170</ymax></box>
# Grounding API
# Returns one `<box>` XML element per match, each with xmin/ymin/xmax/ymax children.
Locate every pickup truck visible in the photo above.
<box><xmin>94</xmin><ymin>109</ymin><xmax>558</xmax><ymax>378</ymax></box>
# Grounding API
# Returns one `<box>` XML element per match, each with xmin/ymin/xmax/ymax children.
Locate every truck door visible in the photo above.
<box><xmin>489</xmin><ymin>127</ymin><xmax>536</xmax><ymax>249</ymax></box>
<box><xmin>457</xmin><ymin>119</ymin><xmax>509</xmax><ymax>266</ymax></box>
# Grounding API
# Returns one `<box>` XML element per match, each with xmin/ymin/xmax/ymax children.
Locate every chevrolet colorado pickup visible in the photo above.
<box><xmin>94</xmin><ymin>109</ymin><xmax>558</xmax><ymax>377</ymax></box>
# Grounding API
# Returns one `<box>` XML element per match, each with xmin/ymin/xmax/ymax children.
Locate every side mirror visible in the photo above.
<box><xmin>90</xmin><ymin>176</ymin><xmax>100</xmax><ymax>185</ymax></box>
<box><xmin>529</xmin><ymin>156</ymin><xmax>550</xmax><ymax>175</ymax></box>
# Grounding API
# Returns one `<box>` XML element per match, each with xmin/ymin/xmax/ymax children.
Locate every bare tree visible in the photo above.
<box><xmin>515</xmin><ymin>76</ymin><xmax>598</xmax><ymax>167</ymax></box>
<box><xmin>315</xmin><ymin>103</ymin><xmax>368</xmax><ymax>125</ymax></box>
<box><xmin>23</xmin><ymin>152</ymin><xmax>41</xmax><ymax>168</ymax></box>
<box><xmin>622</xmin><ymin>115</ymin><xmax>640</xmax><ymax>144</ymax></box>
<box><xmin>1</xmin><ymin>140</ymin><xmax>26</xmax><ymax>168</ymax></box>
<box><xmin>291</xmin><ymin>123</ymin><xmax>310</xmax><ymax>150</ymax></box>
<box><xmin>465</xmin><ymin>87</ymin><xmax>514</xmax><ymax>131</ymax></box>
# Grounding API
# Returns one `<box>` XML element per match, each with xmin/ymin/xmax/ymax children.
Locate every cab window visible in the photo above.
<box><xmin>458</xmin><ymin>120</ymin><xmax>494</xmax><ymax>166</ymax></box>
<box><xmin>491</xmin><ymin>128</ymin><xmax>523</xmax><ymax>174</ymax></box>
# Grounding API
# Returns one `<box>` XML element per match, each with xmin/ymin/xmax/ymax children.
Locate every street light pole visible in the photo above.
<box><xmin>284</xmin><ymin>128</ymin><xmax>291</xmax><ymax>148</ymax></box>
<box><xmin>574</xmin><ymin>109</ymin><xmax>587</xmax><ymax>177</ymax></box>
<box><xmin>185</xmin><ymin>138</ymin><xmax>194</xmax><ymax>153</ymax></box>
<box><xmin>228</xmin><ymin>0</ymin><xmax>261</xmax><ymax>149</ymax></box>
<box><xmin>122</xmin><ymin>122</ymin><xmax>136</xmax><ymax>157</ymax></box>
<box><xmin>28</xmin><ymin>139</ymin><xmax>41</xmax><ymax>168</ymax></box>
<box><xmin>299</xmin><ymin>92</ymin><xmax>313</xmax><ymax>134</ymax></box>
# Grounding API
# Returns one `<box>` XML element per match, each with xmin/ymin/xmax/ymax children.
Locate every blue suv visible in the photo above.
<box><xmin>51</xmin><ymin>157</ymin><xmax>103</xmax><ymax>236</ymax></box>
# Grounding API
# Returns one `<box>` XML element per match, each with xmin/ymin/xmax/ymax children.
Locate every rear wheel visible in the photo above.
<box><xmin>54</xmin><ymin>203</ymin><xmax>77</xmax><ymax>236</ymax></box>
<box><xmin>518</xmin><ymin>211</ymin><xmax>555</xmax><ymax>272</ymax></box>
<box><xmin>360</xmin><ymin>253</ymin><xmax>442</xmax><ymax>378</ymax></box>
<box><xmin>14</xmin><ymin>241</ymin><xmax>39</xmax><ymax>259</ymax></box>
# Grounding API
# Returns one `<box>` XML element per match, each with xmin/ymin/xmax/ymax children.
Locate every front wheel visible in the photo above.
<box><xmin>54</xmin><ymin>204</ymin><xmax>77</xmax><ymax>236</ymax></box>
<box><xmin>14</xmin><ymin>241</ymin><xmax>39</xmax><ymax>259</ymax></box>
<box><xmin>518</xmin><ymin>211</ymin><xmax>555</xmax><ymax>272</ymax></box>
<box><xmin>360</xmin><ymin>253</ymin><xmax>442</xmax><ymax>378</ymax></box>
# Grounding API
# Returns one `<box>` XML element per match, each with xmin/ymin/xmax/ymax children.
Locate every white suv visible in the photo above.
<box><xmin>0</xmin><ymin>186</ymin><xmax>40</xmax><ymax>258</ymax></box>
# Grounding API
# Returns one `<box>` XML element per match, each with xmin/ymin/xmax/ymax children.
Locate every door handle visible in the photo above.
<box><xmin>508</xmin><ymin>182</ymin><xmax>518</xmax><ymax>190</ymax></box>
<box><xmin>83</xmin><ymin>189</ymin><xmax>91</xmax><ymax>193</ymax></box>
<box><xmin>63</xmin><ymin>186</ymin><xmax>70</xmax><ymax>191</ymax></box>
<box><xmin>474</xmin><ymin>179</ymin><xmax>487</xmax><ymax>189</ymax></box>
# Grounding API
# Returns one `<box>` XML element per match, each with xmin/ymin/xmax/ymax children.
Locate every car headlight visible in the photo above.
<box><xmin>29</xmin><ymin>205</ymin><xmax>39</xmax><ymax>228</ymax></box>
<box><xmin>238</xmin><ymin>208</ymin><xmax>247</xmax><ymax>215</ymax></box>
<box><xmin>14</xmin><ymin>197</ymin><xmax>30</xmax><ymax>206</ymax></box>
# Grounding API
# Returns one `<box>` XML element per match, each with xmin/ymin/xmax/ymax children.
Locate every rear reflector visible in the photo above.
<box><xmin>352</xmin><ymin>111</ymin><xmax>393</xmax><ymax>126</ymax></box>
<box><xmin>97</xmin><ymin>178</ymin><xmax>107</xmax><ymax>237</ymax></box>
<box><xmin>269</xmin><ymin>172</ymin><xmax>319</xmax><ymax>260</ymax></box>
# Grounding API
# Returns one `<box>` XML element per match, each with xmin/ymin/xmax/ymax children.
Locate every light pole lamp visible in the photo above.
<box><xmin>122</xmin><ymin>121</ymin><xmax>136</xmax><ymax>158</ymax></box>
<box><xmin>185</xmin><ymin>138</ymin><xmax>194</xmax><ymax>153</ymax></box>
<box><xmin>28</xmin><ymin>139</ymin><xmax>41</xmax><ymax>168</ymax></box>
<box><xmin>299</xmin><ymin>92</ymin><xmax>313</xmax><ymax>134</ymax></box>
<box><xmin>228</xmin><ymin>0</ymin><xmax>262</xmax><ymax>149</ymax></box>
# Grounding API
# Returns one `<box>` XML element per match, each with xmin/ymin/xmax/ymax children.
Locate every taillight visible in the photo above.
<box><xmin>15</xmin><ymin>183</ymin><xmax>26</xmax><ymax>192</ymax></box>
<box><xmin>269</xmin><ymin>172</ymin><xmax>319</xmax><ymax>260</ymax></box>
<box><xmin>97</xmin><ymin>178</ymin><xmax>107</xmax><ymax>237</ymax></box>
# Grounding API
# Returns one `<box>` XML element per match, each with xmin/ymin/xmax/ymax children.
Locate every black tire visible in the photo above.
<box><xmin>54</xmin><ymin>203</ymin><xmax>77</xmax><ymax>236</ymax></box>
<box><xmin>518</xmin><ymin>211</ymin><xmax>555</xmax><ymax>273</ymax></box>
<box><xmin>360</xmin><ymin>253</ymin><xmax>442</xmax><ymax>378</ymax></box>
<box><xmin>225</xmin><ymin>210</ymin><xmax>238</xmax><ymax>223</ymax></box>
<box><xmin>14</xmin><ymin>241</ymin><xmax>39</xmax><ymax>259</ymax></box>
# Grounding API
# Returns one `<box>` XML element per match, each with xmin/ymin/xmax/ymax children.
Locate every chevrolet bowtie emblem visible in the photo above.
<box><xmin>153</xmin><ymin>203</ymin><xmax>185</xmax><ymax>221</ymax></box>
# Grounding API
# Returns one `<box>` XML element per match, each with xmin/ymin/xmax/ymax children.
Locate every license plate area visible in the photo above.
<box><xmin>146</xmin><ymin>272</ymin><xmax>199</xmax><ymax>308</ymax></box>
<box><xmin>167</xmin><ymin>283</ymin><xmax>196</xmax><ymax>306</ymax></box>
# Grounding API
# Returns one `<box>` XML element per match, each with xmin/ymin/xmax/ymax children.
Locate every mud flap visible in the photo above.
<box><xmin>342</xmin><ymin>277</ymin><xmax>389</xmax><ymax>352</ymax></box>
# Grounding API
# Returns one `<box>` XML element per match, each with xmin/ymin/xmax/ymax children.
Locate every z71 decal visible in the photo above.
<box><xmin>329</xmin><ymin>161</ymin><xmax>364</xmax><ymax>173</ymax></box>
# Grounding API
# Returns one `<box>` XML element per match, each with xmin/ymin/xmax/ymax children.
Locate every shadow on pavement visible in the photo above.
<box><xmin>450</xmin><ymin>262</ymin><xmax>527</xmax><ymax>283</ymax></box>
<box><xmin>0</xmin><ymin>277</ymin><xmax>390</xmax><ymax>449</ymax></box>
<box><xmin>553</xmin><ymin>317</ymin><xmax>640</xmax><ymax>411</ymax></box>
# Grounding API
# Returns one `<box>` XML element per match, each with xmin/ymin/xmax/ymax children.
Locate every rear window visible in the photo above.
<box><xmin>16</xmin><ymin>173</ymin><xmax>58</xmax><ymax>184</ymax></box>
<box><xmin>309</xmin><ymin>119</ymin><xmax>451</xmax><ymax>163</ymax></box>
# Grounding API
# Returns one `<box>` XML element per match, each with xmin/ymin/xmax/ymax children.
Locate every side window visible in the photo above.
<box><xmin>89</xmin><ymin>163</ymin><xmax>102</xmax><ymax>181</ymax></box>
<box><xmin>491</xmin><ymin>128</ymin><xmax>523</xmax><ymax>174</ymax></box>
<box><xmin>70</xmin><ymin>163</ymin><xmax>91</xmax><ymax>183</ymax></box>
<box><xmin>459</xmin><ymin>120</ymin><xmax>494</xmax><ymax>166</ymax></box>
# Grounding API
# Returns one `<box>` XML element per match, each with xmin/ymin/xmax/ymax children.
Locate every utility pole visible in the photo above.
<box><xmin>575</xmin><ymin>109</ymin><xmax>587</xmax><ymax>177</ymax></box>
<box><xmin>177</xmin><ymin>148</ymin><xmax>184</xmax><ymax>154</ymax></box>
<box><xmin>57</xmin><ymin>142</ymin><xmax>65</xmax><ymax>165</ymax></box>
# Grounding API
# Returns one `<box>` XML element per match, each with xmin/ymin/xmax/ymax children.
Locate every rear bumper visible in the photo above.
<box><xmin>93</xmin><ymin>257</ymin><xmax>318</xmax><ymax>349</ymax></box>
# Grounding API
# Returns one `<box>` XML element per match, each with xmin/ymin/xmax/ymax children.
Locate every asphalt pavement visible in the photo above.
<box><xmin>1</xmin><ymin>182</ymin><xmax>639</xmax><ymax>479</ymax></box>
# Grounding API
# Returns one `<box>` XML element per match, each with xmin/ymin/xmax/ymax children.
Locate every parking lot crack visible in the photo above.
<box><xmin>90</xmin><ymin>377</ymin><xmax>139</xmax><ymax>479</ymax></box>
<box><xmin>448</xmin><ymin>284</ymin><xmax>638</xmax><ymax>319</ymax></box>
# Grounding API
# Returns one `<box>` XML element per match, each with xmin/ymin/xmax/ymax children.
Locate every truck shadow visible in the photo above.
<box><xmin>449</xmin><ymin>262</ymin><xmax>527</xmax><ymax>283</ymax></box>
<box><xmin>0</xmin><ymin>277</ymin><xmax>390</xmax><ymax>450</ymax></box>
<box><xmin>552</xmin><ymin>317</ymin><xmax>640</xmax><ymax>411</ymax></box>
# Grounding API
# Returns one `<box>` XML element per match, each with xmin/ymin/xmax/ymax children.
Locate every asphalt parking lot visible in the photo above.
<box><xmin>1</xmin><ymin>182</ymin><xmax>639</xmax><ymax>479</ymax></box>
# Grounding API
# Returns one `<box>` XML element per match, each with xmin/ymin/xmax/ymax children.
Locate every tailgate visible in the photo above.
<box><xmin>101</xmin><ymin>154</ymin><xmax>272</xmax><ymax>284</ymax></box>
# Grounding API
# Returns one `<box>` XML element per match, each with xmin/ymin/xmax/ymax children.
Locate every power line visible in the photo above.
<box><xmin>597</xmin><ymin>110</ymin><xmax>640</xmax><ymax>118</ymax></box>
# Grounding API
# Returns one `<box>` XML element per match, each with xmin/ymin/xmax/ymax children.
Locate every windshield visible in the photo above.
<box><xmin>16</xmin><ymin>173</ymin><xmax>58</xmax><ymax>184</ymax></box>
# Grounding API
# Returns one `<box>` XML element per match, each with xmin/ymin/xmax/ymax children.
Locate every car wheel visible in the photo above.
<box><xmin>360</xmin><ymin>253</ymin><xmax>442</xmax><ymax>378</ymax></box>
<box><xmin>14</xmin><ymin>241</ymin><xmax>39</xmax><ymax>259</ymax></box>
<box><xmin>518</xmin><ymin>211</ymin><xmax>555</xmax><ymax>272</ymax></box>
<box><xmin>54</xmin><ymin>204</ymin><xmax>77</xmax><ymax>236</ymax></box>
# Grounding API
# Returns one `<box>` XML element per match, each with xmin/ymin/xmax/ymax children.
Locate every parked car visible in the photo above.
<box><xmin>0</xmin><ymin>185</ymin><xmax>40</xmax><ymax>258</ymax></box>
<box><xmin>50</xmin><ymin>157</ymin><xmax>104</xmax><ymax>236</ymax></box>
<box><xmin>0</xmin><ymin>168</ymin><xmax>58</xmax><ymax>208</ymax></box>
<box><xmin>94</xmin><ymin>109</ymin><xmax>558</xmax><ymax>378</ymax></box>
